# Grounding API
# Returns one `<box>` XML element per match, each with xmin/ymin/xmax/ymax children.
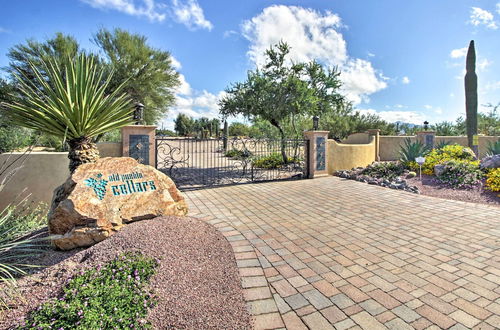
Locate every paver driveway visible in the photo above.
<box><xmin>184</xmin><ymin>176</ymin><xmax>500</xmax><ymax>329</ymax></box>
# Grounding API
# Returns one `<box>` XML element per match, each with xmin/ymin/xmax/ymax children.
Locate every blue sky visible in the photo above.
<box><xmin>1</xmin><ymin>0</ymin><xmax>499</xmax><ymax>130</ymax></box>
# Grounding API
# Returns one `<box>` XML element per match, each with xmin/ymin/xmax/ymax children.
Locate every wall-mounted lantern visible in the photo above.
<box><xmin>313</xmin><ymin>116</ymin><xmax>319</xmax><ymax>131</ymax></box>
<box><xmin>134</xmin><ymin>103</ymin><xmax>144</xmax><ymax>125</ymax></box>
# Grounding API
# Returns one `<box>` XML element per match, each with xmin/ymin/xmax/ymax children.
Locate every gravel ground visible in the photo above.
<box><xmin>0</xmin><ymin>217</ymin><xmax>252</xmax><ymax>329</ymax></box>
<box><xmin>407</xmin><ymin>174</ymin><xmax>500</xmax><ymax>206</ymax></box>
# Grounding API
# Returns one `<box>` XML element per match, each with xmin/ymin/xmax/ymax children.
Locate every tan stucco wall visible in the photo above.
<box><xmin>0</xmin><ymin>152</ymin><xmax>70</xmax><ymax>211</ymax></box>
<box><xmin>342</xmin><ymin>132</ymin><xmax>370</xmax><ymax>144</ymax></box>
<box><xmin>97</xmin><ymin>142</ymin><xmax>122</xmax><ymax>157</ymax></box>
<box><xmin>327</xmin><ymin>137</ymin><xmax>376</xmax><ymax>174</ymax></box>
<box><xmin>379</xmin><ymin>135</ymin><xmax>499</xmax><ymax>161</ymax></box>
<box><xmin>0</xmin><ymin>143</ymin><xmax>123</xmax><ymax>211</ymax></box>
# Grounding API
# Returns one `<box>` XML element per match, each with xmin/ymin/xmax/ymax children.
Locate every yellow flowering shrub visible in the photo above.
<box><xmin>486</xmin><ymin>168</ymin><xmax>500</xmax><ymax>194</ymax></box>
<box><xmin>422</xmin><ymin>144</ymin><xmax>477</xmax><ymax>175</ymax></box>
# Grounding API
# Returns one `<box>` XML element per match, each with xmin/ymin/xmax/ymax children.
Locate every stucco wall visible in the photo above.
<box><xmin>0</xmin><ymin>143</ymin><xmax>124</xmax><ymax>211</ymax></box>
<box><xmin>98</xmin><ymin>142</ymin><xmax>122</xmax><ymax>157</ymax></box>
<box><xmin>379</xmin><ymin>136</ymin><xmax>499</xmax><ymax>161</ymax></box>
<box><xmin>0</xmin><ymin>152</ymin><xmax>70</xmax><ymax>211</ymax></box>
<box><xmin>327</xmin><ymin>137</ymin><xmax>376</xmax><ymax>174</ymax></box>
<box><xmin>342</xmin><ymin>132</ymin><xmax>370</xmax><ymax>144</ymax></box>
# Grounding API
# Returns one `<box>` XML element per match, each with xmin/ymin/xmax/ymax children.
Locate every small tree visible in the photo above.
<box><xmin>220</xmin><ymin>41</ymin><xmax>346</xmax><ymax>162</ymax></box>
<box><xmin>174</xmin><ymin>113</ymin><xmax>195</xmax><ymax>136</ymax></box>
<box><xmin>2</xmin><ymin>54</ymin><xmax>134</xmax><ymax>172</ymax></box>
<box><xmin>93</xmin><ymin>28</ymin><xmax>180</xmax><ymax>124</ymax></box>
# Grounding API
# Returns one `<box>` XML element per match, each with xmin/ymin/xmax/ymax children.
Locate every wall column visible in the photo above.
<box><xmin>121</xmin><ymin>125</ymin><xmax>156</xmax><ymax>166</ymax></box>
<box><xmin>303</xmin><ymin>131</ymin><xmax>329</xmax><ymax>179</ymax></box>
<box><xmin>367</xmin><ymin>129</ymin><xmax>381</xmax><ymax>161</ymax></box>
<box><xmin>416</xmin><ymin>131</ymin><xmax>436</xmax><ymax>149</ymax></box>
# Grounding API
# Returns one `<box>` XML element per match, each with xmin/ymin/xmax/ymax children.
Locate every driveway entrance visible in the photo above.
<box><xmin>185</xmin><ymin>177</ymin><xmax>499</xmax><ymax>329</ymax></box>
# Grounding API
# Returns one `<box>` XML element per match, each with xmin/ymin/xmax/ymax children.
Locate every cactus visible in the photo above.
<box><xmin>464</xmin><ymin>40</ymin><xmax>479</xmax><ymax>157</ymax></box>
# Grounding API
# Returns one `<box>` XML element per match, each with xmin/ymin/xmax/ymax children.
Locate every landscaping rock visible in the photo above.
<box><xmin>480</xmin><ymin>154</ymin><xmax>500</xmax><ymax>169</ymax></box>
<box><xmin>406</xmin><ymin>171</ymin><xmax>417</xmax><ymax>178</ymax></box>
<box><xmin>434</xmin><ymin>164</ymin><xmax>446</xmax><ymax>177</ymax></box>
<box><xmin>48</xmin><ymin>157</ymin><xmax>188</xmax><ymax>250</ymax></box>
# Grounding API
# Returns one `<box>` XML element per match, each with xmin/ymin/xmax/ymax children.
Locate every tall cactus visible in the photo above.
<box><xmin>465</xmin><ymin>40</ymin><xmax>479</xmax><ymax>157</ymax></box>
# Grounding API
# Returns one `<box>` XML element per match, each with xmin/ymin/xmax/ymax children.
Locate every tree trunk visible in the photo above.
<box><xmin>68</xmin><ymin>136</ymin><xmax>100</xmax><ymax>173</ymax></box>
<box><xmin>270</xmin><ymin>119</ymin><xmax>288</xmax><ymax>164</ymax></box>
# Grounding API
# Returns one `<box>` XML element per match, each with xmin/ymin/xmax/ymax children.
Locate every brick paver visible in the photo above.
<box><xmin>185</xmin><ymin>176</ymin><xmax>500</xmax><ymax>329</ymax></box>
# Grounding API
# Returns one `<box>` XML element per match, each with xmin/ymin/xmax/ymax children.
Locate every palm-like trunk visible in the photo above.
<box><xmin>68</xmin><ymin>136</ymin><xmax>100</xmax><ymax>173</ymax></box>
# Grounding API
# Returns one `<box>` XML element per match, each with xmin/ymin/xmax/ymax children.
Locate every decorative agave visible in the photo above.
<box><xmin>465</xmin><ymin>40</ymin><xmax>478</xmax><ymax>157</ymax></box>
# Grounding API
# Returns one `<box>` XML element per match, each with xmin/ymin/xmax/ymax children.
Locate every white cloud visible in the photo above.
<box><xmin>241</xmin><ymin>5</ymin><xmax>387</xmax><ymax>105</ymax></box>
<box><xmin>402</xmin><ymin>76</ymin><xmax>410</xmax><ymax>84</ymax></box>
<box><xmin>172</xmin><ymin>0</ymin><xmax>213</xmax><ymax>31</ymax></box>
<box><xmin>424</xmin><ymin>105</ymin><xmax>432</xmax><ymax>109</ymax></box>
<box><xmin>81</xmin><ymin>0</ymin><xmax>166</xmax><ymax>22</ymax></box>
<box><xmin>450</xmin><ymin>47</ymin><xmax>468</xmax><ymax>58</ymax></box>
<box><xmin>0</xmin><ymin>27</ymin><xmax>10</xmax><ymax>33</ymax></box>
<box><xmin>355</xmin><ymin>109</ymin><xmax>425</xmax><ymax>125</ymax></box>
<box><xmin>434</xmin><ymin>107</ymin><xmax>443</xmax><ymax>115</ymax></box>
<box><xmin>223</xmin><ymin>30</ymin><xmax>238</xmax><ymax>38</ymax></box>
<box><xmin>477</xmin><ymin>58</ymin><xmax>492</xmax><ymax>71</ymax></box>
<box><xmin>468</xmin><ymin>7</ymin><xmax>498</xmax><ymax>29</ymax></box>
<box><xmin>170</xmin><ymin>56</ymin><xmax>182</xmax><ymax>70</ymax></box>
<box><xmin>497</xmin><ymin>2</ymin><xmax>500</xmax><ymax>14</ymax></box>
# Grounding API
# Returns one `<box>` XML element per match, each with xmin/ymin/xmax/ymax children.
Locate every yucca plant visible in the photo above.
<box><xmin>486</xmin><ymin>139</ymin><xmax>500</xmax><ymax>156</ymax></box>
<box><xmin>2</xmin><ymin>54</ymin><xmax>134</xmax><ymax>172</ymax></box>
<box><xmin>399</xmin><ymin>137</ymin><xmax>431</xmax><ymax>165</ymax></box>
<box><xmin>435</xmin><ymin>140</ymin><xmax>452</xmax><ymax>150</ymax></box>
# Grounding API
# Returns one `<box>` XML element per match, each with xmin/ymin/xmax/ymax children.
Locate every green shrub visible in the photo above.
<box><xmin>224</xmin><ymin>149</ymin><xmax>252</xmax><ymax>159</ymax></box>
<box><xmin>0</xmin><ymin>126</ymin><xmax>33</xmax><ymax>153</ymax></box>
<box><xmin>486</xmin><ymin>139</ymin><xmax>500</xmax><ymax>156</ymax></box>
<box><xmin>252</xmin><ymin>153</ymin><xmax>285</xmax><ymax>169</ymax></box>
<box><xmin>0</xmin><ymin>202</ymin><xmax>46</xmax><ymax>284</ymax></box>
<box><xmin>436</xmin><ymin>160</ymin><xmax>483</xmax><ymax>189</ymax></box>
<box><xmin>361</xmin><ymin>162</ymin><xmax>406</xmax><ymax>180</ymax></box>
<box><xmin>399</xmin><ymin>138</ymin><xmax>430</xmax><ymax>169</ymax></box>
<box><xmin>422</xmin><ymin>144</ymin><xmax>477</xmax><ymax>175</ymax></box>
<box><xmin>23</xmin><ymin>251</ymin><xmax>158</xmax><ymax>329</ymax></box>
<box><xmin>435</xmin><ymin>140</ymin><xmax>452</xmax><ymax>150</ymax></box>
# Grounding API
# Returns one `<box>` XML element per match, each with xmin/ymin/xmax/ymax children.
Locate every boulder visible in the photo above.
<box><xmin>48</xmin><ymin>157</ymin><xmax>188</xmax><ymax>250</ymax></box>
<box><xmin>434</xmin><ymin>164</ymin><xmax>446</xmax><ymax>177</ymax></box>
<box><xmin>480</xmin><ymin>154</ymin><xmax>500</xmax><ymax>169</ymax></box>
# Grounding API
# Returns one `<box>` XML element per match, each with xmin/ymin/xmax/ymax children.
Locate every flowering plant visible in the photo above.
<box><xmin>436</xmin><ymin>160</ymin><xmax>483</xmax><ymax>189</ymax></box>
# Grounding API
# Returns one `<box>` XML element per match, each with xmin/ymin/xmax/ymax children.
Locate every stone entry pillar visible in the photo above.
<box><xmin>304</xmin><ymin>131</ymin><xmax>329</xmax><ymax>179</ymax></box>
<box><xmin>121</xmin><ymin>125</ymin><xmax>156</xmax><ymax>166</ymax></box>
<box><xmin>416</xmin><ymin>131</ymin><xmax>436</xmax><ymax>150</ymax></box>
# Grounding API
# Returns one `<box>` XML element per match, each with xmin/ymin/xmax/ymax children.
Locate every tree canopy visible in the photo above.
<box><xmin>3</xmin><ymin>29</ymin><xmax>179</xmax><ymax>125</ymax></box>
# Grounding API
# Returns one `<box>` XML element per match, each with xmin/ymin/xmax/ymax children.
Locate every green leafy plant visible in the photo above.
<box><xmin>422</xmin><ymin>144</ymin><xmax>477</xmax><ymax>175</ymax></box>
<box><xmin>252</xmin><ymin>152</ymin><xmax>301</xmax><ymax>169</ymax></box>
<box><xmin>361</xmin><ymin>162</ymin><xmax>406</xmax><ymax>180</ymax></box>
<box><xmin>22</xmin><ymin>251</ymin><xmax>158</xmax><ymax>329</ymax></box>
<box><xmin>224</xmin><ymin>149</ymin><xmax>252</xmax><ymax>159</ymax></box>
<box><xmin>399</xmin><ymin>138</ymin><xmax>430</xmax><ymax>168</ymax></box>
<box><xmin>436</xmin><ymin>160</ymin><xmax>483</xmax><ymax>189</ymax></box>
<box><xmin>0</xmin><ymin>201</ymin><xmax>46</xmax><ymax>284</ymax></box>
<box><xmin>486</xmin><ymin>139</ymin><xmax>500</xmax><ymax>156</ymax></box>
<box><xmin>3</xmin><ymin>54</ymin><xmax>134</xmax><ymax>172</ymax></box>
<box><xmin>485</xmin><ymin>168</ymin><xmax>500</xmax><ymax>195</ymax></box>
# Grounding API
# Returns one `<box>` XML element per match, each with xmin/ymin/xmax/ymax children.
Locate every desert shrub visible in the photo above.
<box><xmin>436</xmin><ymin>160</ymin><xmax>483</xmax><ymax>189</ymax></box>
<box><xmin>486</xmin><ymin>139</ymin><xmax>500</xmax><ymax>156</ymax></box>
<box><xmin>224</xmin><ymin>149</ymin><xmax>252</xmax><ymax>159</ymax></box>
<box><xmin>252</xmin><ymin>152</ymin><xmax>301</xmax><ymax>169</ymax></box>
<box><xmin>0</xmin><ymin>126</ymin><xmax>33</xmax><ymax>153</ymax></box>
<box><xmin>361</xmin><ymin>162</ymin><xmax>406</xmax><ymax>180</ymax></box>
<box><xmin>399</xmin><ymin>138</ymin><xmax>430</xmax><ymax>169</ymax></box>
<box><xmin>422</xmin><ymin>144</ymin><xmax>477</xmax><ymax>175</ymax></box>
<box><xmin>0</xmin><ymin>202</ymin><xmax>46</xmax><ymax>282</ymax></box>
<box><xmin>22</xmin><ymin>251</ymin><xmax>158</xmax><ymax>329</ymax></box>
<box><xmin>485</xmin><ymin>168</ymin><xmax>500</xmax><ymax>194</ymax></box>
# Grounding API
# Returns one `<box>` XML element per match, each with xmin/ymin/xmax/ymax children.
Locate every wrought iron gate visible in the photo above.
<box><xmin>155</xmin><ymin>137</ymin><xmax>309</xmax><ymax>190</ymax></box>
